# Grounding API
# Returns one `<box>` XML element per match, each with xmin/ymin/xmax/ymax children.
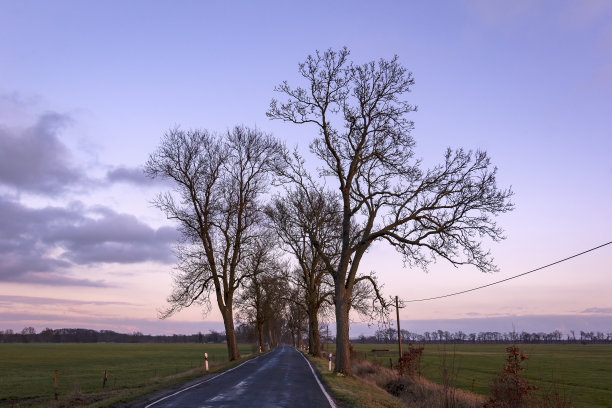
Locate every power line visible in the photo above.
<box><xmin>404</xmin><ymin>241</ymin><xmax>611</xmax><ymax>303</ymax></box>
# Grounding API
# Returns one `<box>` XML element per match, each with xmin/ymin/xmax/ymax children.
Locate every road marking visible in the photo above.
<box><xmin>294</xmin><ymin>348</ymin><xmax>337</xmax><ymax>408</ymax></box>
<box><xmin>144</xmin><ymin>353</ymin><xmax>264</xmax><ymax>408</ymax></box>
<box><xmin>206</xmin><ymin>378</ymin><xmax>248</xmax><ymax>403</ymax></box>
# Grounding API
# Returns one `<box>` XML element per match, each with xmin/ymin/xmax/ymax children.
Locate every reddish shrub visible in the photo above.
<box><xmin>484</xmin><ymin>345</ymin><xmax>538</xmax><ymax>408</ymax></box>
<box><xmin>397</xmin><ymin>344</ymin><xmax>424</xmax><ymax>377</ymax></box>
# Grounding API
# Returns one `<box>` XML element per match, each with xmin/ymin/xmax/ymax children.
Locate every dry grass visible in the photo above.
<box><xmin>306</xmin><ymin>355</ymin><xmax>405</xmax><ymax>408</ymax></box>
<box><xmin>352</xmin><ymin>359</ymin><xmax>485</xmax><ymax>408</ymax></box>
<box><xmin>306</xmin><ymin>350</ymin><xmax>485</xmax><ymax>408</ymax></box>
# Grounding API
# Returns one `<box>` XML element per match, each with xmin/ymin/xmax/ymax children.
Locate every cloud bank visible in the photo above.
<box><xmin>106</xmin><ymin>166</ymin><xmax>149</xmax><ymax>185</ymax></box>
<box><xmin>0</xmin><ymin>112</ymin><xmax>83</xmax><ymax>195</ymax></box>
<box><xmin>0</xmin><ymin>195</ymin><xmax>177</xmax><ymax>285</ymax></box>
<box><xmin>0</xmin><ymin>101</ymin><xmax>178</xmax><ymax>287</ymax></box>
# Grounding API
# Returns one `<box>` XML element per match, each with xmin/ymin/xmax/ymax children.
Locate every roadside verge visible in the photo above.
<box><xmin>302</xmin><ymin>352</ymin><xmax>404</xmax><ymax>408</ymax></box>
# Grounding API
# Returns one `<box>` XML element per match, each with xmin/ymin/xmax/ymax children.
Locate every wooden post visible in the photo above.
<box><xmin>102</xmin><ymin>369</ymin><xmax>108</xmax><ymax>388</ymax></box>
<box><xmin>54</xmin><ymin>370</ymin><xmax>58</xmax><ymax>400</ymax></box>
<box><xmin>396</xmin><ymin>296</ymin><xmax>402</xmax><ymax>359</ymax></box>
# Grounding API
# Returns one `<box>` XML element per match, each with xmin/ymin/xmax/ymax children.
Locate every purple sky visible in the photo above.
<box><xmin>0</xmin><ymin>1</ymin><xmax>610</xmax><ymax>336</ymax></box>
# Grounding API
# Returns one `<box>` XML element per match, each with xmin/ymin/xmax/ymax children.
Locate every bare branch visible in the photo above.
<box><xmin>268</xmin><ymin>47</ymin><xmax>514</xmax><ymax>374</ymax></box>
<box><xmin>145</xmin><ymin>126</ymin><xmax>284</xmax><ymax>360</ymax></box>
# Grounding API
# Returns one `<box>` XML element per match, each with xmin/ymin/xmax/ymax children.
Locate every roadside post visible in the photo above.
<box><xmin>205</xmin><ymin>352</ymin><xmax>209</xmax><ymax>372</ymax></box>
<box><xmin>54</xmin><ymin>370</ymin><xmax>58</xmax><ymax>400</ymax></box>
<box><xmin>103</xmin><ymin>369</ymin><xmax>108</xmax><ymax>388</ymax></box>
<box><xmin>328</xmin><ymin>353</ymin><xmax>332</xmax><ymax>372</ymax></box>
<box><xmin>396</xmin><ymin>296</ymin><xmax>402</xmax><ymax>359</ymax></box>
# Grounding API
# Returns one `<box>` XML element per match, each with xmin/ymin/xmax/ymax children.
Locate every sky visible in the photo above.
<box><xmin>0</xmin><ymin>0</ymin><xmax>610</xmax><ymax>337</ymax></box>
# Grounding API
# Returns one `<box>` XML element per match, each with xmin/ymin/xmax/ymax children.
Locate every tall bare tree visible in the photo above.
<box><xmin>268</xmin><ymin>48</ymin><xmax>513</xmax><ymax>374</ymax></box>
<box><xmin>267</xmin><ymin>151</ymin><xmax>388</xmax><ymax>356</ymax></box>
<box><xmin>145</xmin><ymin>126</ymin><xmax>283</xmax><ymax>360</ymax></box>
<box><xmin>236</xmin><ymin>235</ymin><xmax>280</xmax><ymax>352</ymax></box>
<box><xmin>247</xmin><ymin>268</ymin><xmax>290</xmax><ymax>349</ymax></box>
<box><xmin>266</xmin><ymin>185</ymin><xmax>337</xmax><ymax>356</ymax></box>
<box><xmin>285</xmin><ymin>285</ymin><xmax>308</xmax><ymax>348</ymax></box>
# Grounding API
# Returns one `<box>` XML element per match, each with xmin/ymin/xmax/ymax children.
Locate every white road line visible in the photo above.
<box><xmin>144</xmin><ymin>353</ymin><xmax>264</xmax><ymax>408</ymax></box>
<box><xmin>294</xmin><ymin>348</ymin><xmax>337</xmax><ymax>408</ymax></box>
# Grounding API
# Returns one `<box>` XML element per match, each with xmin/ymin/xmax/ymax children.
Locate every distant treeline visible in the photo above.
<box><xmin>3</xmin><ymin>325</ymin><xmax>611</xmax><ymax>344</ymax></box>
<box><xmin>356</xmin><ymin>328</ymin><xmax>612</xmax><ymax>344</ymax></box>
<box><xmin>0</xmin><ymin>324</ymin><xmax>255</xmax><ymax>344</ymax></box>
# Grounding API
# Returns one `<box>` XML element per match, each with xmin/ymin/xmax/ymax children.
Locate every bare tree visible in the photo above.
<box><xmin>268</xmin><ymin>48</ymin><xmax>513</xmax><ymax>374</ymax></box>
<box><xmin>285</xmin><ymin>285</ymin><xmax>308</xmax><ymax>348</ymax></box>
<box><xmin>267</xmin><ymin>151</ymin><xmax>388</xmax><ymax>356</ymax></box>
<box><xmin>236</xmin><ymin>234</ymin><xmax>280</xmax><ymax>352</ymax></box>
<box><xmin>266</xmin><ymin>185</ymin><xmax>337</xmax><ymax>356</ymax></box>
<box><xmin>145</xmin><ymin>126</ymin><xmax>283</xmax><ymax>360</ymax></box>
<box><xmin>259</xmin><ymin>271</ymin><xmax>290</xmax><ymax>349</ymax></box>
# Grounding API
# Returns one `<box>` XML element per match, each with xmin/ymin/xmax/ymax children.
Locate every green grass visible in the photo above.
<box><xmin>346</xmin><ymin>343</ymin><xmax>612</xmax><ymax>408</ymax></box>
<box><xmin>4</xmin><ymin>343</ymin><xmax>610</xmax><ymax>407</ymax></box>
<box><xmin>0</xmin><ymin>343</ymin><xmax>253</xmax><ymax>406</ymax></box>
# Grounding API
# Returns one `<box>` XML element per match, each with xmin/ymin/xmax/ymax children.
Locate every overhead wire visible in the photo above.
<box><xmin>403</xmin><ymin>241</ymin><xmax>611</xmax><ymax>303</ymax></box>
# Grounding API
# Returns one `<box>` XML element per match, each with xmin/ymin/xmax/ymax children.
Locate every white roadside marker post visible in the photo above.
<box><xmin>205</xmin><ymin>353</ymin><xmax>209</xmax><ymax>372</ymax></box>
<box><xmin>328</xmin><ymin>353</ymin><xmax>332</xmax><ymax>372</ymax></box>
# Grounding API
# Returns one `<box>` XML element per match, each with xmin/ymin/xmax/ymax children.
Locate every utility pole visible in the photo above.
<box><xmin>396</xmin><ymin>296</ymin><xmax>402</xmax><ymax>358</ymax></box>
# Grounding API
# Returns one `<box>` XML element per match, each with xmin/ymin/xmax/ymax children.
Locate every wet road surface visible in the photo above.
<box><xmin>142</xmin><ymin>345</ymin><xmax>335</xmax><ymax>408</ymax></box>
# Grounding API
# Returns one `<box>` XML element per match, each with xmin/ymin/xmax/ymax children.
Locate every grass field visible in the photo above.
<box><xmin>342</xmin><ymin>343</ymin><xmax>612</xmax><ymax>408</ymax></box>
<box><xmin>0</xmin><ymin>343</ymin><xmax>253</xmax><ymax>406</ymax></box>
<box><xmin>2</xmin><ymin>343</ymin><xmax>610</xmax><ymax>407</ymax></box>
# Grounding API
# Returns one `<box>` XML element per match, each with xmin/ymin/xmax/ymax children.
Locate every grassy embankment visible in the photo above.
<box><xmin>328</xmin><ymin>343</ymin><xmax>612</xmax><ymax>408</ymax></box>
<box><xmin>0</xmin><ymin>343</ymin><xmax>255</xmax><ymax>407</ymax></box>
<box><xmin>304</xmin><ymin>353</ymin><xmax>405</xmax><ymax>408</ymax></box>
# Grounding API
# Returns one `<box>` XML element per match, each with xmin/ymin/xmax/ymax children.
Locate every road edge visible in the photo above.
<box><xmin>143</xmin><ymin>354</ymin><xmax>264</xmax><ymax>408</ymax></box>
<box><xmin>112</xmin><ymin>352</ymin><xmax>265</xmax><ymax>408</ymax></box>
<box><xmin>294</xmin><ymin>348</ymin><xmax>337</xmax><ymax>408</ymax></box>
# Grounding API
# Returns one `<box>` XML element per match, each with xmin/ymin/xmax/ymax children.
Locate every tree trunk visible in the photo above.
<box><xmin>308</xmin><ymin>308</ymin><xmax>321</xmax><ymax>356</ymax></box>
<box><xmin>334</xmin><ymin>287</ymin><xmax>352</xmax><ymax>375</ymax></box>
<box><xmin>220</xmin><ymin>306</ymin><xmax>240</xmax><ymax>361</ymax></box>
<box><xmin>267</xmin><ymin>324</ymin><xmax>274</xmax><ymax>348</ymax></box>
<box><xmin>257</xmin><ymin>321</ymin><xmax>265</xmax><ymax>352</ymax></box>
<box><xmin>296</xmin><ymin>324</ymin><xmax>302</xmax><ymax>348</ymax></box>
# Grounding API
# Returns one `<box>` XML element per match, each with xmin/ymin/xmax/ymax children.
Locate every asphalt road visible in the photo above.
<box><xmin>141</xmin><ymin>345</ymin><xmax>335</xmax><ymax>408</ymax></box>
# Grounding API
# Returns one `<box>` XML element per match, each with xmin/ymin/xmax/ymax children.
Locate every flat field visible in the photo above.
<box><xmin>344</xmin><ymin>343</ymin><xmax>612</xmax><ymax>408</ymax></box>
<box><xmin>0</xmin><ymin>343</ymin><xmax>253</xmax><ymax>406</ymax></box>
